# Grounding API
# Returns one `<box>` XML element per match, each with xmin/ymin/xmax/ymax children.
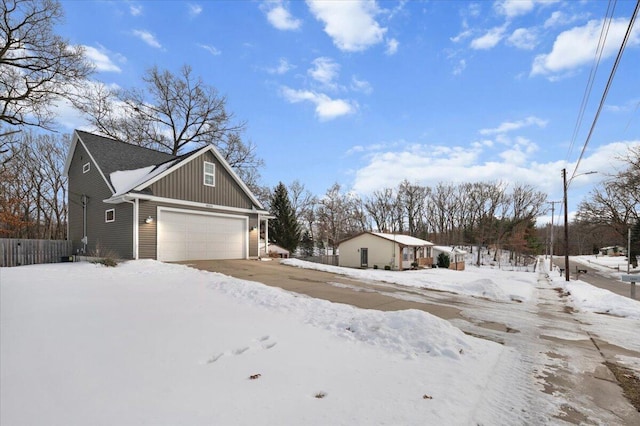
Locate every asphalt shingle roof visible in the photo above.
<box><xmin>76</xmin><ymin>130</ymin><xmax>176</xmax><ymax>186</ymax></box>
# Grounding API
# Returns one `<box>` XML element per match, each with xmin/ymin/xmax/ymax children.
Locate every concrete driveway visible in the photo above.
<box><xmin>179</xmin><ymin>259</ymin><xmax>462</xmax><ymax>320</ymax></box>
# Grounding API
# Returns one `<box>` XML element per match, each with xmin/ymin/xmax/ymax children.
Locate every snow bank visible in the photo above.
<box><xmin>1</xmin><ymin>260</ymin><xmax>505</xmax><ymax>426</ymax></box>
<box><xmin>282</xmin><ymin>258</ymin><xmax>536</xmax><ymax>303</ymax></box>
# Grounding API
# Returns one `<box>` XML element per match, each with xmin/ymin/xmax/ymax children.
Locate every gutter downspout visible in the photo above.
<box><xmin>81</xmin><ymin>194</ymin><xmax>88</xmax><ymax>253</ymax></box>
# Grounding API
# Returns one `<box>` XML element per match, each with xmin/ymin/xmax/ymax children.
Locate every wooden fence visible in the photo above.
<box><xmin>302</xmin><ymin>255</ymin><xmax>339</xmax><ymax>266</ymax></box>
<box><xmin>0</xmin><ymin>239</ymin><xmax>72</xmax><ymax>267</ymax></box>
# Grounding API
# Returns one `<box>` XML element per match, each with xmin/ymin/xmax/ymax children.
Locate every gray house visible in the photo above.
<box><xmin>63</xmin><ymin>130</ymin><xmax>270</xmax><ymax>261</ymax></box>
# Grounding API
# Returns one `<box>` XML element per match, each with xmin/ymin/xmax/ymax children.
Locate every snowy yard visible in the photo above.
<box><xmin>1</xmin><ymin>256</ymin><xmax>639</xmax><ymax>425</ymax></box>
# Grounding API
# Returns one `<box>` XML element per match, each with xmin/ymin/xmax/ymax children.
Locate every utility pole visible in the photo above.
<box><xmin>563</xmin><ymin>168</ymin><xmax>570</xmax><ymax>282</ymax></box>
<box><xmin>548</xmin><ymin>201</ymin><xmax>562</xmax><ymax>272</ymax></box>
<box><xmin>629</xmin><ymin>227</ymin><xmax>632</xmax><ymax>274</ymax></box>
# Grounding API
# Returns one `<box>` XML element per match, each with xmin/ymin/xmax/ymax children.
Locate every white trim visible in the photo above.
<box><xmin>105</xmin><ymin>208</ymin><xmax>115</xmax><ymax>223</ymax></box>
<box><xmin>82</xmin><ymin>162</ymin><xmax>90</xmax><ymax>173</ymax></box>
<box><xmin>133</xmin><ymin>199</ymin><xmax>139</xmax><ymax>259</ymax></box>
<box><xmin>203</xmin><ymin>161</ymin><xmax>215</xmax><ymax>187</ymax></box>
<box><xmin>104</xmin><ymin>193</ymin><xmax>269</xmax><ymax>215</ymax></box>
<box><xmin>157</xmin><ymin>206</ymin><xmax>249</xmax><ymax>260</ymax></box>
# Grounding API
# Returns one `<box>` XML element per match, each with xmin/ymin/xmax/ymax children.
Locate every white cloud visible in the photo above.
<box><xmin>129</xmin><ymin>4</ymin><xmax>142</xmax><ymax>16</ymax></box>
<box><xmin>82</xmin><ymin>45</ymin><xmax>121</xmax><ymax>73</ymax></box>
<box><xmin>470</xmin><ymin>25</ymin><xmax>507</xmax><ymax>50</ymax></box>
<box><xmin>263</xmin><ymin>1</ymin><xmax>302</xmax><ymax>31</ymax></box>
<box><xmin>494</xmin><ymin>0</ymin><xmax>535</xmax><ymax>18</ymax></box>
<box><xmin>267</xmin><ymin>58</ymin><xmax>294</xmax><ymax>75</ymax></box>
<box><xmin>531</xmin><ymin>18</ymin><xmax>640</xmax><ymax>78</ymax></box>
<box><xmin>451</xmin><ymin>28</ymin><xmax>473</xmax><ymax>43</ymax></box>
<box><xmin>480</xmin><ymin>116</ymin><xmax>548</xmax><ymax>135</ymax></box>
<box><xmin>281</xmin><ymin>86</ymin><xmax>357</xmax><ymax>121</ymax></box>
<box><xmin>198</xmin><ymin>44</ymin><xmax>221</xmax><ymax>56</ymax></box>
<box><xmin>543</xmin><ymin>10</ymin><xmax>590</xmax><ymax>29</ymax></box>
<box><xmin>507</xmin><ymin>28</ymin><xmax>538</xmax><ymax>50</ymax></box>
<box><xmin>385</xmin><ymin>38</ymin><xmax>399</xmax><ymax>55</ymax></box>
<box><xmin>188</xmin><ymin>3</ymin><xmax>203</xmax><ymax>17</ymax></box>
<box><xmin>453</xmin><ymin>59</ymin><xmax>467</xmax><ymax>76</ymax></box>
<box><xmin>604</xmin><ymin>98</ymin><xmax>640</xmax><ymax>113</ymax></box>
<box><xmin>306</xmin><ymin>0</ymin><xmax>387</xmax><ymax>52</ymax></box>
<box><xmin>132</xmin><ymin>30</ymin><xmax>162</xmax><ymax>49</ymax></box>
<box><xmin>308</xmin><ymin>57</ymin><xmax>340</xmax><ymax>88</ymax></box>
<box><xmin>351</xmin><ymin>76</ymin><xmax>372</xmax><ymax>94</ymax></box>
<box><xmin>350</xmin><ymin>139</ymin><xmax>638</xmax><ymax>199</ymax></box>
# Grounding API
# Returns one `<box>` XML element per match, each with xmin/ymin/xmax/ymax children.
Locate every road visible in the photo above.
<box><xmin>550</xmin><ymin>257</ymin><xmax>637</xmax><ymax>300</ymax></box>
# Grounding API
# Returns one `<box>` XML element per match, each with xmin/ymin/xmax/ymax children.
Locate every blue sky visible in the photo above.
<box><xmin>53</xmin><ymin>0</ymin><xmax>639</xmax><ymax>219</ymax></box>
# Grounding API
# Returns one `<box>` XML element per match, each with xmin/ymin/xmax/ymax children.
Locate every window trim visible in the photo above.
<box><xmin>105</xmin><ymin>209</ymin><xmax>115</xmax><ymax>223</ymax></box>
<box><xmin>83</xmin><ymin>162</ymin><xmax>90</xmax><ymax>173</ymax></box>
<box><xmin>204</xmin><ymin>161</ymin><xmax>215</xmax><ymax>187</ymax></box>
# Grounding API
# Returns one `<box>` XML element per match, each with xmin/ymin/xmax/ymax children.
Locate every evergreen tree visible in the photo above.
<box><xmin>437</xmin><ymin>252</ymin><xmax>450</xmax><ymax>268</ymax></box>
<box><xmin>300</xmin><ymin>230</ymin><xmax>315</xmax><ymax>257</ymax></box>
<box><xmin>269</xmin><ymin>182</ymin><xmax>301</xmax><ymax>254</ymax></box>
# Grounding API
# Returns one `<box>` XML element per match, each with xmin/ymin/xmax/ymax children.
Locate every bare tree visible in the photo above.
<box><xmin>364</xmin><ymin>187</ymin><xmax>397</xmax><ymax>233</ymax></box>
<box><xmin>73</xmin><ymin>64</ymin><xmax>263</xmax><ymax>186</ymax></box>
<box><xmin>0</xmin><ymin>131</ymin><xmax>68</xmax><ymax>238</ymax></box>
<box><xmin>316</xmin><ymin>183</ymin><xmax>366</xmax><ymax>252</ymax></box>
<box><xmin>1</xmin><ymin>0</ymin><xmax>93</xmax><ymax>132</ymax></box>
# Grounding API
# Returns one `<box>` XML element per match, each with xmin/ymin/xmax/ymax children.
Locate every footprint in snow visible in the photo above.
<box><xmin>233</xmin><ymin>346</ymin><xmax>250</xmax><ymax>355</ymax></box>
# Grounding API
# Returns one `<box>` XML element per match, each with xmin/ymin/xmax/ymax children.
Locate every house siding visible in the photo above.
<box><xmin>339</xmin><ymin>234</ymin><xmax>400</xmax><ymax>270</ymax></box>
<box><xmin>148</xmin><ymin>151</ymin><xmax>254</xmax><ymax>209</ymax></box>
<box><xmin>67</xmin><ymin>139</ymin><xmax>133</xmax><ymax>259</ymax></box>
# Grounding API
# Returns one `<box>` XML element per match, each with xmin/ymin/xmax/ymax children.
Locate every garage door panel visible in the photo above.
<box><xmin>158</xmin><ymin>210</ymin><xmax>246</xmax><ymax>261</ymax></box>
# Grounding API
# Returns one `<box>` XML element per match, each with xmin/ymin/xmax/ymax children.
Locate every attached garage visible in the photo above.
<box><xmin>157</xmin><ymin>208</ymin><xmax>248</xmax><ymax>261</ymax></box>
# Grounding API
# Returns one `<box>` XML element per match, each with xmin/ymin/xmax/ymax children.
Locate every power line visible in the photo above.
<box><xmin>570</xmin><ymin>0</ymin><xmax>640</xmax><ymax>186</ymax></box>
<box><xmin>566</xmin><ymin>0</ymin><xmax>617</xmax><ymax>162</ymax></box>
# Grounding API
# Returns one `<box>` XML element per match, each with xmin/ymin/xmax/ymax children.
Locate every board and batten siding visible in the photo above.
<box><xmin>138</xmin><ymin>200</ymin><xmax>260</xmax><ymax>260</ymax></box>
<box><xmin>67</xmin><ymin>140</ymin><xmax>133</xmax><ymax>259</ymax></box>
<box><xmin>149</xmin><ymin>151</ymin><xmax>253</xmax><ymax>209</ymax></box>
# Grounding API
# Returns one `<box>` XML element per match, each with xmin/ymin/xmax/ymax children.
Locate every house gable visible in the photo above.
<box><xmin>144</xmin><ymin>149</ymin><xmax>256</xmax><ymax>210</ymax></box>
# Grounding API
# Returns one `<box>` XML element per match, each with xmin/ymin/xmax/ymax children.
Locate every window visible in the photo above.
<box><xmin>83</xmin><ymin>162</ymin><xmax>90</xmax><ymax>173</ymax></box>
<box><xmin>105</xmin><ymin>209</ymin><xmax>115</xmax><ymax>223</ymax></box>
<box><xmin>204</xmin><ymin>161</ymin><xmax>215</xmax><ymax>186</ymax></box>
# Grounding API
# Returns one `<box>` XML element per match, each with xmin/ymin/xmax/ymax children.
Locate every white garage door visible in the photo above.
<box><xmin>158</xmin><ymin>209</ymin><xmax>247</xmax><ymax>261</ymax></box>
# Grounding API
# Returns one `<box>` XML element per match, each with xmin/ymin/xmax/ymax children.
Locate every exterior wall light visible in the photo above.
<box><xmin>145</xmin><ymin>216</ymin><xmax>154</xmax><ymax>224</ymax></box>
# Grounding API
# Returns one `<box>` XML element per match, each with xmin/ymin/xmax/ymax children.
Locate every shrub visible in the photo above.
<box><xmin>437</xmin><ymin>252</ymin><xmax>450</xmax><ymax>268</ymax></box>
<box><xmin>373</xmin><ymin>265</ymin><xmax>378</xmax><ymax>269</ymax></box>
<box><xmin>384</xmin><ymin>265</ymin><xmax>391</xmax><ymax>270</ymax></box>
<box><xmin>94</xmin><ymin>257</ymin><xmax>118</xmax><ymax>267</ymax></box>
<box><xmin>89</xmin><ymin>244</ymin><xmax>120</xmax><ymax>267</ymax></box>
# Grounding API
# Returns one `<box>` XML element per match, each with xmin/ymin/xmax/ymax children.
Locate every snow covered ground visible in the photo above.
<box><xmin>1</xmin><ymin>255</ymin><xmax>639</xmax><ymax>425</ymax></box>
<box><xmin>573</xmin><ymin>254</ymin><xmax>639</xmax><ymax>277</ymax></box>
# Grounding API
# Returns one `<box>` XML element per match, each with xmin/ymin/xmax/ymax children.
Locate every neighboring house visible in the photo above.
<box><xmin>63</xmin><ymin>130</ymin><xmax>270</xmax><ymax>261</ymax></box>
<box><xmin>599</xmin><ymin>246</ymin><xmax>626</xmax><ymax>256</ymax></box>
<box><xmin>338</xmin><ymin>232</ymin><xmax>434</xmax><ymax>270</ymax></box>
<box><xmin>260</xmin><ymin>241</ymin><xmax>290</xmax><ymax>258</ymax></box>
<box><xmin>432</xmin><ymin>246</ymin><xmax>467</xmax><ymax>271</ymax></box>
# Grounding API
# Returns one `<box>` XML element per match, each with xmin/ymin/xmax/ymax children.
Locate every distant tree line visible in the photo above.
<box><xmin>265</xmin><ymin>179</ymin><xmax>548</xmax><ymax>265</ymax></box>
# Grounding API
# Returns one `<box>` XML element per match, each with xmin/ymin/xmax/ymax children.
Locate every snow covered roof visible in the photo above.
<box><xmin>370</xmin><ymin>232</ymin><xmax>434</xmax><ymax>247</ymax></box>
<box><xmin>433</xmin><ymin>246</ymin><xmax>467</xmax><ymax>255</ymax></box>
